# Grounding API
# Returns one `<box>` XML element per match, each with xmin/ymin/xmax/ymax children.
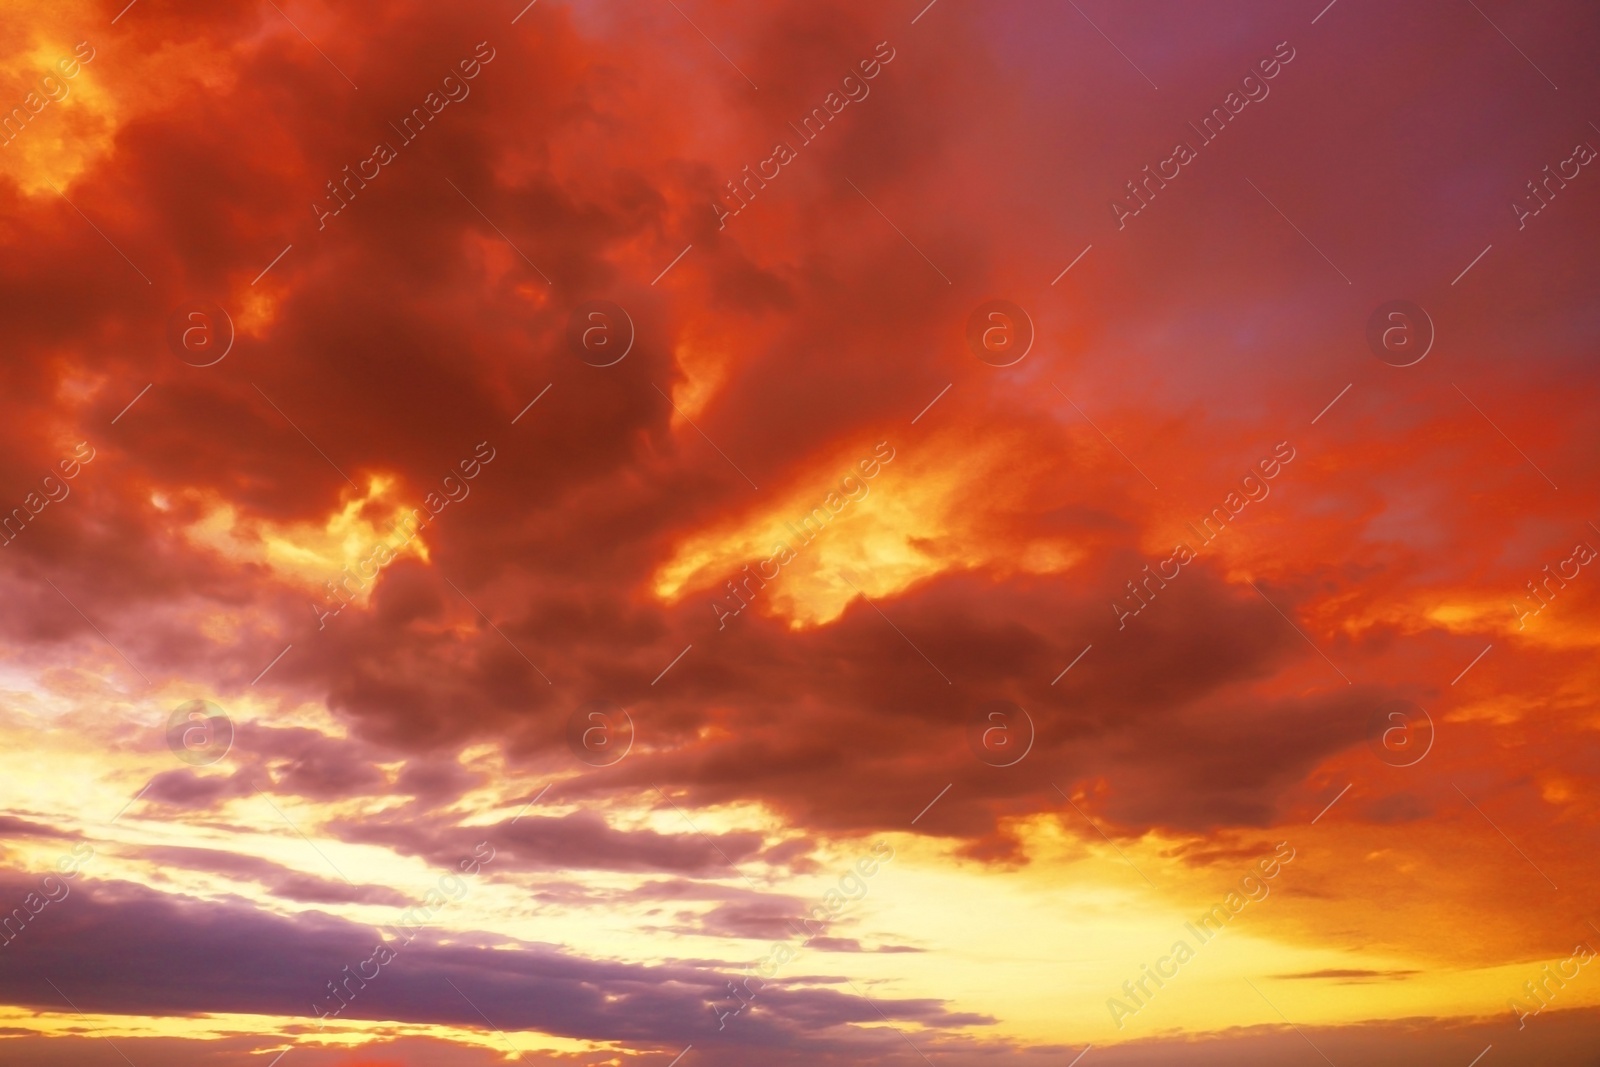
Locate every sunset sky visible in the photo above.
<box><xmin>2</xmin><ymin>1</ymin><xmax>1599</xmax><ymax>1065</ymax></box>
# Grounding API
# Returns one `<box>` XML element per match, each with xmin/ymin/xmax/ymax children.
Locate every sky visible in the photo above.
<box><xmin>0</xmin><ymin>0</ymin><xmax>1598</xmax><ymax>1065</ymax></box>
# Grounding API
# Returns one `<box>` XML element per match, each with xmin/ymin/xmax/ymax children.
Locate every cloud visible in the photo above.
<box><xmin>0</xmin><ymin>873</ymin><xmax>986</xmax><ymax>1049</ymax></box>
<box><xmin>1271</xmin><ymin>968</ymin><xmax>1421</xmax><ymax>982</ymax></box>
<box><xmin>130</xmin><ymin>845</ymin><xmax>412</xmax><ymax>906</ymax></box>
<box><xmin>0</xmin><ymin>0</ymin><xmax>1598</xmax><ymax>1061</ymax></box>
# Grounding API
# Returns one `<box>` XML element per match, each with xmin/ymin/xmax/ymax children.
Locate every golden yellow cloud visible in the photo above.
<box><xmin>653</xmin><ymin>424</ymin><xmax>1082</xmax><ymax>627</ymax></box>
<box><xmin>182</xmin><ymin>475</ymin><xmax>429</xmax><ymax>595</ymax></box>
